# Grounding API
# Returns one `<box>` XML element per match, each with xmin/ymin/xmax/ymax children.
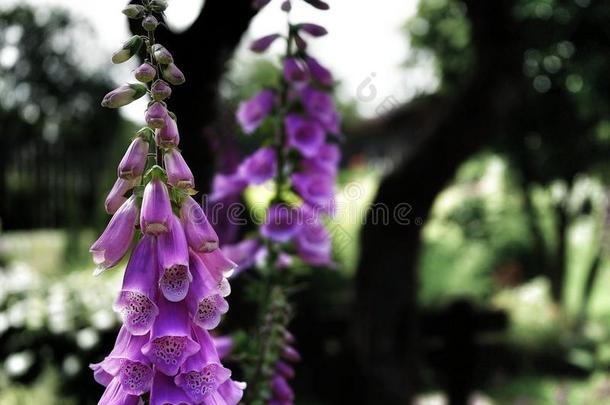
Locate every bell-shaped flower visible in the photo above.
<box><xmin>101</xmin><ymin>84</ymin><xmax>147</xmax><ymax>109</ymax></box>
<box><xmin>186</xmin><ymin>254</ymin><xmax>228</xmax><ymax>330</ymax></box>
<box><xmin>236</xmin><ymin>89</ymin><xmax>275</xmax><ymax>134</ymax></box>
<box><xmin>283</xmin><ymin>57</ymin><xmax>308</xmax><ymax>83</ymax></box>
<box><xmin>90</xmin><ymin>327</ymin><xmax>153</xmax><ymax>395</ymax></box>
<box><xmin>118</xmin><ymin>137</ymin><xmax>149</xmax><ymax>180</ymax></box>
<box><xmin>141</xmin><ymin>177</ymin><xmax>173</xmax><ymax>236</ymax></box>
<box><xmin>295</xmin><ymin>218</ymin><xmax>332</xmax><ymax>266</ymax></box>
<box><xmin>90</xmin><ymin>196</ymin><xmax>138</xmax><ymax>275</ymax></box>
<box><xmin>197</xmin><ymin>248</ymin><xmax>237</xmax><ymax>283</ymax></box>
<box><xmin>285</xmin><ymin>114</ymin><xmax>325</xmax><ymax>157</ymax></box>
<box><xmin>135</xmin><ymin>62</ymin><xmax>156</xmax><ymax>83</ymax></box>
<box><xmin>305</xmin><ymin>56</ymin><xmax>333</xmax><ymax>86</ymax></box>
<box><xmin>158</xmin><ymin>215</ymin><xmax>192</xmax><ymax>302</ymax></box>
<box><xmin>261</xmin><ymin>204</ymin><xmax>300</xmax><ymax>243</ymax></box>
<box><xmin>271</xmin><ymin>375</ymin><xmax>295</xmax><ymax>402</ymax></box>
<box><xmin>96</xmin><ymin>378</ymin><xmax>143</xmax><ymax>405</ymax></box>
<box><xmin>142</xmin><ymin>297</ymin><xmax>200</xmax><ymax>376</ymax></box>
<box><xmin>300</xmin><ymin>85</ymin><xmax>340</xmax><ymax>134</ymax></box>
<box><xmin>221</xmin><ymin>239</ymin><xmax>262</xmax><ymax>276</ymax></box>
<box><xmin>180</xmin><ymin>196</ymin><xmax>219</xmax><ymax>253</ymax></box>
<box><xmin>114</xmin><ymin>236</ymin><xmax>159</xmax><ymax>335</ymax></box>
<box><xmin>146</xmin><ymin>102</ymin><xmax>169</xmax><ymax>129</ymax></box>
<box><xmin>291</xmin><ymin>172</ymin><xmax>335</xmax><ymax>214</ymax></box>
<box><xmin>209</xmin><ymin>173</ymin><xmax>248</xmax><ymax>202</ymax></box>
<box><xmin>165</xmin><ymin>149</ymin><xmax>194</xmax><ymax>189</ymax></box>
<box><xmin>105</xmin><ymin>177</ymin><xmax>137</xmax><ymax>215</ymax></box>
<box><xmin>162</xmin><ymin>63</ymin><xmax>186</xmax><ymax>86</ymax></box>
<box><xmin>155</xmin><ymin>115</ymin><xmax>180</xmax><ymax>148</ymax></box>
<box><xmin>150</xmin><ymin>372</ymin><xmax>192</xmax><ymax>405</ymax></box>
<box><xmin>238</xmin><ymin>147</ymin><xmax>277</xmax><ymax>185</ymax></box>
<box><xmin>301</xmin><ymin>143</ymin><xmax>340</xmax><ymax>176</ymax></box>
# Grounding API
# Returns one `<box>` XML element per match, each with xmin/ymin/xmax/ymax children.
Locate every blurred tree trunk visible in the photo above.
<box><xmin>130</xmin><ymin>0</ymin><xmax>257</xmax><ymax>192</ymax></box>
<box><xmin>351</xmin><ymin>1</ymin><xmax>523</xmax><ymax>402</ymax></box>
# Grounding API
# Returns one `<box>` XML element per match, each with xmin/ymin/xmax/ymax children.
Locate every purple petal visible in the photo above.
<box><xmin>215</xmin><ymin>379</ymin><xmax>246</xmax><ymax>405</ymax></box>
<box><xmin>236</xmin><ymin>89</ymin><xmax>275</xmax><ymax>134</ymax></box>
<box><xmin>305</xmin><ymin>56</ymin><xmax>333</xmax><ymax>86</ymax></box>
<box><xmin>296</xmin><ymin>219</ymin><xmax>332</xmax><ymax>266</ymax></box>
<box><xmin>180</xmin><ymin>196</ymin><xmax>219</xmax><ymax>253</ymax></box>
<box><xmin>165</xmin><ymin>149</ymin><xmax>194</xmax><ymax>189</ymax></box>
<box><xmin>291</xmin><ymin>172</ymin><xmax>335</xmax><ymax>214</ymax></box>
<box><xmin>283</xmin><ymin>57</ymin><xmax>308</xmax><ymax>83</ymax></box>
<box><xmin>97</xmin><ymin>378</ymin><xmax>142</xmax><ymax>405</ymax></box>
<box><xmin>155</xmin><ymin>115</ymin><xmax>180</xmax><ymax>148</ymax></box>
<box><xmin>250</xmin><ymin>33</ymin><xmax>281</xmax><ymax>53</ymax></box>
<box><xmin>213</xmin><ymin>335</ymin><xmax>234</xmax><ymax>360</ymax></box>
<box><xmin>145</xmin><ymin>102</ymin><xmax>169</xmax><ymax>129</ymax></box>
<box><xmin>285</xmin><ymin>114</ymin><xmax>325</xmax><ymax>157</ymax></box>
<box><xmin>158</xmin><ymin>215</ymin><xmax>192</xmax><ymax>302</ymax></box>
<box><xmin>221</xmin><ymin>239</ymin><xmax>262</xmax><ymax>276</ymax></box>
<box><xmin>238</xmin><ymin>147</ymin><xmax>277</xmax><ymax>185</ymax></box>
<box><xmin>276</xmin><ymin>360</ymin><xmax>295</xmax><ymax>379</ymax></box>
<box><xmin>141</xmin><ymin>177</ymin><xmax>173</xmax><ymax>236</ymax></box>
<box><xmin>105</xmin><ymin>177</ymin><xmax>137</xmax><ymax>214</ymax></box>
<box><xmin>118</xmin><ymin>137</ymin><xmax>149</xmax><ymax>180</ymax></box>
<box><xmin>209</xmin><ymin>173</ymin><xmax>248</xmax><ymax>202</ymax></box>
<box><xmin>187</xmin><ymin>254</ymin><xmax>229</xmax><ymax>330</ymax></box>
<box><xmin>298</xmin><ymin>23</ymin><xmax>328</xmax><ymax>37</ymax></box>
<box><xmin>272</xmin><ymin>375</ymin><xmax>294</xmax><ymax>401</ymax></box>
<box><xmin>261</xmin><ymin>204</ymin><xmax>300</xmax><ymax>243</ymax></box>
<box><xmin>198</xmin><ymin>249</ymin><xmax>237</xmax><ymax>281</ymax></box>
<box><xmin>300</xmin><ymin>85</ymin><xmax>341</xmax><ymax>134</ymax></box>
<box><xmin>90</xmin><ymin>196</ymin><xmax>138</xmax><ymax>274</ymax></box>
<box><xmin>150</xmin><ymin>372</ymin><xmax>192</xmax><ymax>405</ymax></box>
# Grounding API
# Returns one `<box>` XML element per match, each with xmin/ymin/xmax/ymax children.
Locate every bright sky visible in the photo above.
<box><xmin>2</xmin><ymin>0</ymin><xmax>437</xmax><ymax>121</ymax></box>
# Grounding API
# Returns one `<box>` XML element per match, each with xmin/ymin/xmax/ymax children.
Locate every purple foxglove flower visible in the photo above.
<box><xmin>296</xmin><ymin>219</ymin><xmax>332</xmax><ymax>266</ymax></box>
<box><xmin>198</xmin><ymin>248</ymin><xmax>237</xmax><ymax>281</ymax></box>
<box><xmin>302</xmin><ymin>143</ymin><xmax>340</xmax><ymax>175</ymax></box>
<box><xmin>209</xmin><ymin>173</ymin><xmax>248</xmax><ymax>202</ymax></box>
<box><xmin>217</xmin><ymin>379</ymin><xmax>247</xmax><ymax>405</ymax></box>
<box><xmin>105</xmin><ymin>177</ymin><xmax>137</xmax><ymax>214</ymax></box>
<box><xmin>305</xmin><ymin>56</ymin><xmax>333</xmax><ymax>86</ymax></box>
<box><xmin>180</xmin><ymin>196</ymin><xmax>219</xmax><ymax>253</ymax></box>
<box><xmin>252</xmin><ymin>0</ymin><xmax>272</xmax><ymax>9</ymax></box>
<box><xmin>157</xmin><ymin>215</ymin><xmax>192</xmax><ymax>302</ymax></box>
<box><xmin>186</xmin><ymin>253</ymin><xmax>229</xmax><ymax>330</ymax></box>
<box><xmin>164</xmin><ymin>149</ymin><xmax>194</xmax><ymax>189</ymax></box>
<box><xmin>303</xmin><ymin>0</ymin><xmax>330</xmax><ymax>10</ymax></box>
<box><xmin>292</xmin><ymin>172</ymin><xmax>335</xmax><ymax>214</ymax></box>
<box><xmin>142</xmin><ymin>297</ymin><xmax>200</xmax><ymax>376</ymax></box>
<box><xmin>90</xmin><ymin>327</ymin><xmax>153</xmax><ymax>395</ymax></box>
<box><xmin>145</xmin><ymin>102</ymin><xmax>169</xmax><ymax>129</ymax></box>
<box><xmin>97</xmin><ymin>378</ymin><xmax>143</xmax><ymax>405</ymax></box>
<box><xmin>282</xmin><ymin>345</ymin><xmax>301</xmax><ymax>362</ymax></box>
<box><xmin>152</xmin><ymin>44</ymin><xmax>174</xmax><ymax>65</ymax></box>
<box><xmin>135</xmin><ymin>62</ymin><xmax>156</xmax><ymax>83</ymax></box>
<box><xmin>276</xmin><ymin>361</ymin><xmax>295</xmax><ymax>379</ymax></box>
<box><xmin>250</xmin><ymin>33</ymin><xmax>281</xmax><ymax>53</ymax></box>
<box><xmin>281</xmin><ymin>0</ymin><xmax>292</xmax><ymax>11</ymax></box>
<box><xmin>213</xmin><ymin>335</ymin><xmax>234</xmax><ymax>360</ymax></box>
<box><xmin>112</xmin><ymin>36</ymin><xmax>143</xmax><ymax>64</ymax></box>
<box><xmin>90</xmin><ymin>196</ymin><xmax>138</xmax><ymax>275</ymax></box>
<box><xmin>297</xmin><ymin>23</ymin><xmax>328</xmax><ymax>37</ymax></box>
<box><xmin>300</xmin><ymin>85</ymin><xmax>341</xmax><ymax>134</ymax></box>
<box><xmin>141</xmin><ymin>177</ymin><xmax>173</xmax><ymax>236</ymax></box>
<box><xmin>155</xmin><ymin>115</ymin><xmax>180</xmax><ymax>148</ymax></box>
<box><xmin>238</xmin><ymin>147</ymin><xmax>277</xmax><ymax>184</ymax></box>
<box><xmin>101</xmin><ymin>83</ymin><xmax>147</xmax><ymax>108</ymax></box>
<box><xmin>151</xmin><ymin>80</ymin><xmax>172</xmax><ymax>101</ymax></box>
<box><xmin>285</xmin><ymin>114</ymin><xmax>325</xmax><ymax>157</ymax></box>
<box><xmin>284</xmin><ymin>329</ymin><xmax>296</xmax><ymax>344</ymax></box>
<box><xmin>272</xmin><ymin>375</ymin><xmax>295</xmax><ymax>402</ymax></box>
<box><xmin>118</xmin><ymin>137</ymin><xmax>149</xmax><ymax>180</ymax></box>
<box><xmin>283</xmin><ymin>57</ymin><xmax>308</xmax><ymax>83</ymax></box>
<box><xmin>236</xmin><ymin>89</ymin><xmax>275</xmax><ymax>134</ymax></box>
<box><xmin>222</xmin><ymin>239</ymin><xmax>262</xmax><ymax>276</ymax></box>
<box><xmin>162</xmin><ymin>63</ymin><xmax>186</xmax><ymax>86</ymax></box>
<box><xmin>261</xmin><ymin>204</ymin><xmax>299</xmax><ymax>242</ymax></box>
<box><xmin>150</xmin><ymin>372</ymin><xmax>192</xmax><ymax>405</ymax></box>
<box><xmin>114</xmin><ymin>236</ymin><xmax>159</xmax><ymax>335</ymax></box>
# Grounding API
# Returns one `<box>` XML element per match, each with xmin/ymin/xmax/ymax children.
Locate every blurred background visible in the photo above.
<box><xmin>1</xmin><ymin>0</ymin><xmax>610</xmax><ymax>404</ymax></box>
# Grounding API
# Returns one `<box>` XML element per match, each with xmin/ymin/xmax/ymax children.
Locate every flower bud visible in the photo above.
<box><xmin>122</xmin><ymin>5</ymin><xmax>146</xmax><ymax>19</ymax></box>
<box><xmin>250</xmin><ymin>33</ymin><xmax>281</xmax><ymax>53</ymax></box>
<box><xmin>151</xmin><ymin>80</ymin><xmax>172</xmax><ymax>101</ymax></box>
<box><xmin>297</xmin><ymin>23</ymin><xmax>328</xmax><ymax>37</ymax></box>
<box><xmin>152</xmin><ymin>44</ymin><xmax>173</xmax><ymax>65</ymax></box>
<box><xmin>180</xmin><ymin>196</ymin><xmax>219</xmax><ymax>252</ymax></box>
<box><xmin>145</xmin><ymin>102</ymin><xmax>168</xmax><ymax>129</ymax></box>
<box><xmin>101</xmin><ymin>83</ymin><xmax>147</xmax><ymax>108</ymax></box>
<box><xmin>141</xmin><ymin>176</ymin><xmax>173</xmax><ymax>236</ymax></box>
<box><xmin>134</xmin><ymin>62</ymin><xmax>156</xmax><ymax>83</ymax></box>
<box><xmin>112</xmin><ymin>35</ymin><xmax>143</xmax><ymax>64</ymax></box>
<box><xmin>105</xmin><ymin>177</ymin><xmax>137</xmax><ymax>215</ymax></box>
<box><xmin>303</xmin><ymin>0</ymin><xmax>329</xmax><ymax>10</ymax></box>
<box><xmin>155</xmin><ymin>115</ymin><xmax>180</xmax><ymax>147</ymax></box>
<box><xmin>142</xmin><ymin>15</ymin><xmax>158</xmax><ymax>32</ymax></box>
<box><xmin>283</xmin><ymin>57</ymin><xmax>308</xmax><ymax>82</ymax></box>
<box><xmin>281</xmin><ymin>0</ymin><xmax>292</xmax><ymax>11</ymax></box>
<box><xmin>164</xmin><ymin>149</ymin><xmax>194</xmax><ymax>189</ymax></box>
<box><xmin>150</xmin><ymin>0</ymin><xmax>168</xmax><ymax>12</ymax></box>
<box><xmin>118</xmin><ymin>137</ymin><xmax>149</xmax><ymax>179</ymax></box>
<box><xmin>162</xmin><ymin>63</ymin><xmax>186</xmax><ymax>85</ymax></box>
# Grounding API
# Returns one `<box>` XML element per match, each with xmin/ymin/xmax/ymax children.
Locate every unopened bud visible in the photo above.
<box><xmin>122</xmin><ymin>5</ymin><xmax>146</xmax><ymax>19</ymax></box>
<box><xmin>151</xmin><ymin>80</ymin><xmax>172</xmax><ymax>101</ymax></box>
<box><xmin>162</xmin><ymin>63</ymin><xmax>186</xmax><ymax>86</ymax></box>
<box><xmin>134</xmin><ymin>62</ymin><xmax>156</xmax><ymax>83</ymax></box>
<box><xmin>152</xmin><ymin>44</ymin><xmax>174</xmax><ymax>65</ymax></box>
<box><xmin>111</xmin><ymin>35</ymin><xmax>143</xmax><ymax>64</ymax></box>
<box><xmin>101</xmin><ymin>83</ymin><xmax>147</xmax><ymax>108</ymax></box>
<box><xmin>145</xmin><ymin>102</ymin><xmax>168</xmax><ymax>129</ymax></box>
<box><xmin>142</xmin><ymin>15</ymin><xmax>158</xmax><ymax>32</ymax></box>
<box><xmin>150</xmin><ymin>0</ymin><xmax>168</xmax><ymax>12</ymax></box>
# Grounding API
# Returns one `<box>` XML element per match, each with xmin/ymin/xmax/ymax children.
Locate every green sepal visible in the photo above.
<box><xmin>135</xmin><ymin>127</ymin><xmax>155</xmax><ymax>142</ymax></box>
<box><xmin>144</xmin><ymin>165</ymin><xmax>167</xmax><ymax>183</ymax></box>
<box><xmin>132</xmin><ymin>184</ymin><xmax>145</xmax><ymax>199</ymax></box>
<box><xmin>122</xmin><ymin>5</ymin><xmax>145</xmax><ymax>19</ymax></box>
<box><xmin>128</xmin><ymin>83</ymin><xmax>148</xmax><ymax>101</ymax></box>
<box><xmin>149</xmin><ymin>0</ymin><xmax>168</xmax><ymax>12</ymax></box>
